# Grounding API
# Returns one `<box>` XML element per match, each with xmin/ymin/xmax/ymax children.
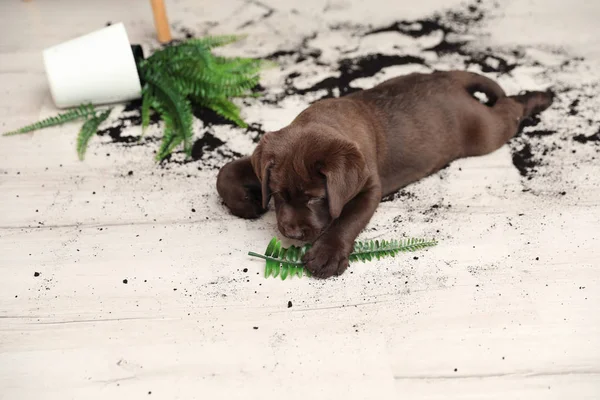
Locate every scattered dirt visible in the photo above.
<box><xmin>381</xmin><ymin>189</ymin><xmax>417</xmax><ymax>203</ymax></box>
<box><xmin>573</xmin><ymin>130</ymin><xmax>600</xmax><ymax>144</ymax></box>
<box><xmin>511</xmin><ymin>143</ymin><xmax>537</xmax><ymax>178</ymax></box>
<box><xmin>95</xmin><ymin>0</ymin><xmax>598</xmax><ymax>191</ymax></box>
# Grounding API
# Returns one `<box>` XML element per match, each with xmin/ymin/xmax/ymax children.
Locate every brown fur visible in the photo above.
<box><xmin>217</xmin><ymin>70</ymin><xmax>553</xmax><ymax>278</ymax></box>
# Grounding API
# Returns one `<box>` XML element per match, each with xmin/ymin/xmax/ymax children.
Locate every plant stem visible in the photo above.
<box><xmin>247</xmin><ymin>251</ymin><xmax>305</xmax><ymax>266</ymax></box>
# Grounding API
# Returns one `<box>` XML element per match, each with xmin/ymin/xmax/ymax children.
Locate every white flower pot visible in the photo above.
<box><xmin>43</xmin><ymin>22</ymin><xmax>143</xmax><ymax>108</ymax></box>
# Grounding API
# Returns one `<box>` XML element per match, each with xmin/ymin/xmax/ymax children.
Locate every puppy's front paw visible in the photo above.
<box><xmin>303</xmin><ymin>237</ymin><xmax>351</xmax><ymax>279</ymax></box>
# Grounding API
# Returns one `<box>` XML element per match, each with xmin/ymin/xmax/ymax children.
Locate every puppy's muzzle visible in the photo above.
<box><xmin>278</xmin><ymin>223</ymin><xmax>306</xmax><ymax>240</ymax></box>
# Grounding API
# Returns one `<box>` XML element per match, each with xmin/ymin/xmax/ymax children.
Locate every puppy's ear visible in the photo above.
<box><xmin>320</xmin><ymin>140</ymin><xmax>368</xmax><ymax>219</ymax></box>
<box><xmin>251</xmin><ymin>136</ymin><xmax>273</xmax><ymax>210</ymax></box>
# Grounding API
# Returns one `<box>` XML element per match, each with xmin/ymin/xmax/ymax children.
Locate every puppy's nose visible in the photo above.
<box><xmin>286</xmin><ymin>230</ymin><xmax>304</xmax><ymax>240</ymax></box>
<box><xmin>281</xmin><ymin>225</ymin><xmax>304</xmax><ymax>240</ymax></box>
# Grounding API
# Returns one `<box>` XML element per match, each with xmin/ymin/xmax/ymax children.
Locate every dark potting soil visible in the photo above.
<box><xmin>96</xmin><ymin>99</ymin><xmax>161</xmax><ymax>145</ymax></box>
<box><xmin>511</xmin><ymin>143</ymin><xmax>537</xmax><ymax>177</ymax></box>
<box><xmin>94</xmin><ymin>0</ymin><xmax>598</xmax><ymax>188</ymax></box>
<box><xmin>191</xmin><ymin>131</ymin><xmax>225</xmax><ymax>160</ymax></box>
<box><xmin>573</xmin><ymin>130</ymin><xmax>600</xmax><ymax>144</ymax></box>
<box><xmin>381</xmin><ymin>189</ymin><xmax>417</xmax><ymax>203</ymax></box>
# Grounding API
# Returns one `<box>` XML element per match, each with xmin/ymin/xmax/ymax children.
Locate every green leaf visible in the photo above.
<box><xmin>287</xmin><ymin>246</ymin><xmax>298</xmax><ymax>277</ymax></box>
<box><xmin>280</xmin><ymin>262</ymin><xmax>289</xmax><ymax>280</ymax></box>
<box><xmin>270</xmin><ymin>240</ymin><xmax>282</xmax><ymax>278</ymax></box>
<box><xmin>142</xmin><ymin>39</ymin><xmax>263</xmax><ymax>98</ymax></box>
<box><xmin>199</xmin><ymin>97</ymin><xmax>248</xmax><ymax>128</ymax></box>
<box><xmin>4</xmin><ymin>104</ymin><xmax>96</xmax><ymax>136</ymax></box>
<box><xmin>135</xmin><ymin>36</ymin><xmax>270</xmax><ymax>162</ymax></box>
<box><xmin>141</xmin><ymin>85</ymin><xmax>153</xmax><ymax>135</ymax></box>
<box><xmin>279</xmin><ymin>248</ymin><xmax>288</xmax><ymax>263</ymax></box>
<box><xmin>156</xmin><ymin>132</ymin><xmax>183</xmax><ymax>161</ymax></box>
<box><xmin>264</xmin><ymin>237</ymin><xmax>279</xmax><ymax>278</ymax></box>
<box><xmin>77</xmin><ymin>109</ymin><xmax>112</xmax><ymax>161</ymax></box>
<box><xmin>265</xmin><ymin>237</ymin><xmax>278</xmax><ymax>257</ymax></box>
<box><xmin>153</xmin><ymin>100</ymin><xmax>181</xmax><ymax>161</ymax></box>
<box><xmin>273</xmin><ymin>240</ymin><xmax>282</xmax><ymax>258</ymax></box>
<box><xmin>144</xmin><ymin>73</ymin><xmax>194</xmax><ymax>160</ymax></box>
<box><xmin>249</xmin><ymin>237</ymin><xmax>439</xmax><ymax>279</ymax></box>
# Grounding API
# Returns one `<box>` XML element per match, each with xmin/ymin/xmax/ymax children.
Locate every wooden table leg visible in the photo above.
<box><xmin>150</xmin><ymin>0</ymin><xmax>172</xmax><ymax>43</ymax></box>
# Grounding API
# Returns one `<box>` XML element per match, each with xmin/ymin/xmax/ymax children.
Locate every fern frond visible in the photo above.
<box><xmin>249</xmin><ymin>237</ymin><xmax>438</xmax><ymax>280</ymax></box>
<box><xmin>349</xmin><ymin>238</ymin><xmax>437</xmax><ymax>262</ymax></box>
<box><xmin>152</xmin><ymin>99</ymin><xmax>182</xmax><ymax>161</ymax></box>
<box><xmin>145</xmin><ymin>73</ymin><xmax>194</xmax><ymax>158</ymax></box>
<box><xmin>77</xmin><ymin>108</ymin><xmax>112</xmax><ymax>161</ymax></box>
<box><xmin>185</xmin><ymin>78</ymin><xmax>259</xmax><ymax>99</ymax></box>
<box><xmin>141</xmin><ymin>85</ymin><xmax>153</xmax><ymax>135</ymax></box>
<box><xmin>137</xmin><ymin>36</ymin><xmax>269</xmax><ymax>160</ymax></box>
<box><xmin>155</xmin><ymin>54</ymin><xmax>260</xmax><ymax>96</ymax></box>
<box><xmin>143</xmin><ymin>42</ymin><xmax>261</xmax><ymax>95</ymax></box>
<box><xmin>157</xmin><ymin>129</ymin><xmax>183</xmax><ymax>161</ymax></box>
<box><xmin>258</xmin><ymin>238</ymin><xmax>309</xmax><ymax>279</ymax></box>
<box><xmin>199</xmin><ymin>97</ymin><xmax>247</xmax><ymax>128</ymax></box>
<box><xmin>214</xmin><ymin>56</ymin><xmax>265</xmax><ymax>75</ymax></box>
<box><xmin>171</xmin><ymin>64</ymin><xmax>260</xmax><ymax>96</ymax></box>
<box><xmin>146</xmin><ymin>37</ymin><xmax>243</xmax><ymax>66</ymax></box>
<box><xmin>3</xmin><ymin>104</ymin><xmax>96</xmax><ymax>136</ymax></box>
<box><xmin>143</xmin><ymin>43</ymin><xmax>214</xmax><ymax>69</ymax></box>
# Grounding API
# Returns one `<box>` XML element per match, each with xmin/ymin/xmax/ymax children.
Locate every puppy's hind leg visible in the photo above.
<box><xmin>464</xmin><ymin>90</ymin><xmax>554</xmax><ymax>157</ymax></box>
<box><xmin>451</xmin><ymin>71</ymin><xmax>553</xmax><ymax>118</ymax></box>
<box><xmin>450</xmin><ymin>70</ymin><xmax>507</xmax><ymax>105</ymax></box>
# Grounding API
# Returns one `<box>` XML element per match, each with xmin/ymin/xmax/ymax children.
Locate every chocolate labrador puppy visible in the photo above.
<box><xmin>217</xmin><ymin>70</ymin><xmax>553</xmax><ymax>278</ymax></box>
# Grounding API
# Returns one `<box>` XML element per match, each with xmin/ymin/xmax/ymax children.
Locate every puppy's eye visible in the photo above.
<box><xmin>307</xmin><ymin>197</ymin><xmax>325</xmax><ymax>205</ymax></box>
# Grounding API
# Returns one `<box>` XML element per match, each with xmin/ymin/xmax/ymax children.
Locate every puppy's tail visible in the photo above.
<box><xmin>451</xmin><ymin>71</ymin><xmax>506</xmax><ymax>106</ymax></box>
<box><xmin>452</xmin><ymin>71</ymin><xmax>554</xmax><ymax>118</ymax></box>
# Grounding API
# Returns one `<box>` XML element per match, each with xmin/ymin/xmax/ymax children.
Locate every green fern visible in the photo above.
<box><xmin>3</xmin><ymin>104</ymin><xmax>96</xmax><ymax>136</ymax></box>
<box><xmin>141</xmin><ymin>85</ymin><xmax>153</xmax><ymax>134</ymax></box>
<box><xmin>144</xmin><ymin>73</ymin><xmax>194</xmax><ymax>159</ymax></box>
<box><xmin>4</xmin><ymin>35</ymin><xmax>269</xmax><ymax>162</ymax></box>
<box><xmin>139</xmin><ymin>35</ymin><xmax>268</xmax><ymax>159</ymax></box>
<box><xmin>152</xmin><ymin>97</ymin><xmax>182</xmax><ymax>161</ymax></box>
<box><xmin>172</xmin><ymin>68</ymin><xmax>260</xmax><ymax>98</ymax></box>
<box><xmin>248</xmin><ymin>237</ymin><xmax>439</xmax><ymax>280</ymax></box>
<box><xmin>199</xmin><ymin>97</ymin><xmax>247</xmax><ymax>128</ymax></box>
<box><xmin>76</xmin><ymin>109</ymin><xmax>112</xmax><ymax>160</ymax></box>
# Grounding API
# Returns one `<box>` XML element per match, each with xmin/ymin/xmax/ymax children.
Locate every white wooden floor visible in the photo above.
<box><xmin>1</xmin><ymin>1</ymin><xmax>599</xmax><ymax>399</ymax></box>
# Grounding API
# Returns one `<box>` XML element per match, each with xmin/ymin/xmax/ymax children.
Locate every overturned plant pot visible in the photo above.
<box><xmin>7</xmin><ymin>32</ymin><xmax>265</xmax><ymax>162</ymax></box>
<box><xmin>43</xmin><ymin>22</ymin><xmax>144</xmax><ymax>108</ymax></box>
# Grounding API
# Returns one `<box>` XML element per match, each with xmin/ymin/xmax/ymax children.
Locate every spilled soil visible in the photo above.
<box><xmin>97</xmin><ymin>0</ymin><xmax>599</xmax><ymax>189</ymax></box>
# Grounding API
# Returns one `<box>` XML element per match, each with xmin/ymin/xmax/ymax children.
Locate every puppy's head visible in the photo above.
<box><xmin>251</xmin><ymin>128</ymin><xmax>367</xmax><ymax>242</ymax></box>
